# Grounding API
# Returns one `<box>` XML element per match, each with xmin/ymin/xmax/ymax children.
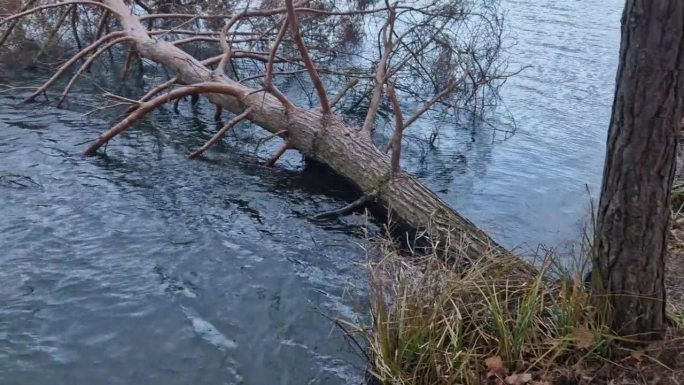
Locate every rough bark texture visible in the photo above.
<box><xmin>595</xmin><ymin>0</ymin><xmax>684</xmax><ymax>337</ymax></box>
<box><xmin>91</xmin><ymin>0</ymin><xmax>528</xmax><ymax>273</ymax></box>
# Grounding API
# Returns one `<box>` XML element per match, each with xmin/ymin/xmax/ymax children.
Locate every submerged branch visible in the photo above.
<box><xmin>85</xmin><ymin>82</ymin><xmax>246</xmax><ymax>155</ymax></box>
<box><xmin>189</xmin><ymin>107</ymin><xmax>253</xmax><ymax>159</ymax></box>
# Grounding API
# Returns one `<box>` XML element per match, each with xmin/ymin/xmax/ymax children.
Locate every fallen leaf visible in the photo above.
<box><xmin>505</xmin><ymin>373</ymin><xmax>533</xmax><ymax>384</ymax></box>
<box><xmin>630</xmin><ymin>350</ymin><xmax>644</xmax><ymax>362</ymax></box>
<box><xmin>572</xmin><ymin>326</ymin><xmax>594</xmax><ymax>349</ymax></box>
<box><xmin>484</xmin><ymin>355</ymin><xmax>508</xmax><ymax>376</ymax></box>
<box><xmin>505</xmin><ymin>374</ymin><xmax>519</xmax><ymax>385</ymax></box>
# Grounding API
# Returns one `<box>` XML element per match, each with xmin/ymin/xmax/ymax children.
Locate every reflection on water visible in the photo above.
<box><xmin>407</xmin><ymin>0</ymin><xmax>623</xmax><ymax>249</ymax></box>
<box><xmin>0</xmin><ymin>1</ymin><xmax>623</xmax><ymax>384</ymax></box>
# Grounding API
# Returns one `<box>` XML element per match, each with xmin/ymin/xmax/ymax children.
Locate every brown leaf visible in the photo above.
<box><xmin>572</xmin><ymin>327</ymin><xmax>594</xmax><ymax>349</ymax></box>
<box><xmin>485</xmin><ymin>355</ymin><xmax>508</xmax><ymax>376</ymax></box>
<box><xmin>630</xmin><ymin>350</ymin><xmax>644</xmax><ymax>362</ymax></box>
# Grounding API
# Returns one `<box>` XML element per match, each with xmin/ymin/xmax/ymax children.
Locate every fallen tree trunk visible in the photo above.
<box><xmin>5</xmin><ymin>0</ymin><xmax>528</xmax><ymax>273</ymax></box>
<box><xmin>87</xmin><ymin>0</ymin><xmax>527</xmax><ymax>271</ymax></box>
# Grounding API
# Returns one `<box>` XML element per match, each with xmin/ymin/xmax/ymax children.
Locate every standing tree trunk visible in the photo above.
<box><xmin>594</xmin><ymin>0</ymin><xmax>684</xmax><ymax>338</ymax></box>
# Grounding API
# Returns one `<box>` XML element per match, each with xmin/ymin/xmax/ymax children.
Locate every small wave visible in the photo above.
<box><xmin>181</xmin><ymin>306</ymin><xmax>238</xmax><ymax>351</ymax></box>
<box><xmin>0</xmin><ymin>174</ymin><xmax>42</xmax><ymax>190</ymax></box>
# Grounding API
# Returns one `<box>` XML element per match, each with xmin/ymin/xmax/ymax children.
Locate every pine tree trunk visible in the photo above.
<box><xmin>594</xmin><ymin>0</ymin><xmax>684</xmax><ymax>338</ymax></box>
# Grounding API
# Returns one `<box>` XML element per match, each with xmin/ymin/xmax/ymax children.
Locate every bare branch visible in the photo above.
<box><xmin>0</xmin><ymin>1</ymin><xmax>118</xmax><ymax>28</ymax></box>
<box><xmin>386</xmin><ymin>83</ymin><xmax>404</xmax><ymax>175</ymax></box>
<box><xmin>120</xmin><ymin>47</ymin><xmax>135</xmax><ymax>83</ymax></box>
<box><xmin>84</xmin><ymin>82</ymin><xmax>247</xmax><ymax>155</ymax></box>
<box><xmin>125</xmin><ymin>49</ymin><xmax>253</xmax><ymax>115</ymax></box>
<box><xmin>215</xmin><ymin>12</ymin><xmax>244</xmax><ymax>76</ymax></box>
<box><xmin>263</xmin><ymin>17</ymin><xmax>294</xmax><ymax>110</ymax></box>
<box><xmin>313</xmin><ymin>193</ymin><xmax>375</xmax><ymax>219</ymax></box>
<box><xmin>70</xmin><ymin>4</ymin><xmax>82</xmax><ymax>51</ymax></box>
<box><xmin>92</xmin><ymin>10</ymin><xmax>110</xmax><ymax>42</ymax></box>
<box><xmin>24</xmin><ymin>31</ymin><xmax>127</xmax><ymax>103</ymax></box>
<box><xmin>57</xmin><ymin>36</ymin><xmax>132</xmax><ymax>107</ymax></box>
<box><xmin>265</xmin><ymin>141</ymin><xmax>292</xmax><ymax>168</ymax></box>
<box><xmin>0</xmin><ymin>0</ymin><xmax>38</xmax><ymax>48</ymax></box>
<box><xmin>284</xmin><ymin>0</ymin><xmax>330</xmax><ymax>114</ymax></box>
<box><xmin>103</xmin><ymin>92</ymin><xmax>139</xmax><ymax>105</ymax></box>
<box><xmin>125</xmin><ymin>76</ymin><xmax>179</xmax><ymax>113</ymax></box>
<box><xmin>255</xmin><ymin>129</ymin><xmax>289</xmax><ymax>153</ymax></box>
<box><xmin>189</xmin><ymin>107</ymin><xmax>253</xmax><ymax>159</ymax></box>
<box><xmin>402</xmin><ymin>77</ymin><xmax>461</xmax><ymax>130</ymax></box>
<box><xmin>136</xmin><ymin>5</ymin><xmax>400</xmax><ymax>22</ymax></box>
<box><xmin>214</xmin><ymin>105</ymin><xmax>223</xmax><ymax>121</ymax></box>
<box><xmin>360</xmin><ymin>6</ymin><xmax>396</xmax><ymax>135</ymax></box>
<box><xmin>239</xmin><ymin>69</ymin><xmax>308</xmax><ymax>84</ymax></box>
<box><xmin>84</xmin><ymin>101</ymin><xmax>129</xmax><ymax>116</ymax></box>
<box><xmin>331</xmin><ymin>78</ymin><xmax>359</xmax><ymax>108</ymax></box>
<box><xmin>32</xmin><ymin>4</ymin><xmax>74</xmax><ymax>62</ymax></box>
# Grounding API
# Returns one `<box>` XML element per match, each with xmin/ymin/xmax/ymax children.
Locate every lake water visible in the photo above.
<box><xmin>0</xmin><ymin>1</ymin><xmax>623</xmax><ymax>384</ymax></box>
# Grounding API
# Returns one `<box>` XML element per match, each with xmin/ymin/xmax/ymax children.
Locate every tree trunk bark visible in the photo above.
<box><xmin>93</xmin><ymin>0</ymin><xmax>530</xmax><ymax>274</ymax></box>
<box><xmin>594</xmin><ymin>0</ymin><xmax>684</xmax><ymax>338</ymax></box>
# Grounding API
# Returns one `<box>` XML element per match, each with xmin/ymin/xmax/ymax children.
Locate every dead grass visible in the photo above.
<box><xmin>668</xmin><ymin>183</ymin><xmax>684</xmax><ymax>328</ymax></box>
<box><xmin>338</xmin><ymin>231</ymin><xmax>684</xmax><ymax>385</ymax></box>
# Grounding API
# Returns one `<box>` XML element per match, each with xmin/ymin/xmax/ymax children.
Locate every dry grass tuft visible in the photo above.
<box><xmin>338</xmin><ymin>232</ymin><xmax>684</xmax><ymax>385</ymax></box>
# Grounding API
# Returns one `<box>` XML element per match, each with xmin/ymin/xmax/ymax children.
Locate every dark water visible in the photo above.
<box><xmin>0</xmin><ymin>89</ymin><xmax>369</xmax><ymax>384</ymax></box>
<box><xmin>0</xmin><ymin>1</ymin><xmax>623</xmax><ymax>384</ymax></box>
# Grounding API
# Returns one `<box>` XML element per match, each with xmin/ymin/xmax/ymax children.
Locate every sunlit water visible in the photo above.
<box><xmin>0</xmin><ymin>1</ymin><xmax>623</xmax><ymax>384</ymax></box>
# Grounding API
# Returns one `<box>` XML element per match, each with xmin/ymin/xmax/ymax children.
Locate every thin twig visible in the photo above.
<box><xmin>57</xmin><ymin>36</ymin><xmax>132</xmax><ymax>107</ymax></box>
<box><xmin>189</xmin><ymin>107</ymin><xmax>253</xmax><ymax>159</ymax></box>
<box><xmin>314</xmin><ymin>193</ymin><xmax>376</xmax><ymax>219</ymax></box>
<box><xmin>331</xmin><ymin>78</ymin><xmax>359</xmax><ymax>108</ymax></box>
<box><xmin>120</xmin><ymin>46</ymin><xmax>136</xmax><ymax>83</ymax></box>
<box><xmin>264</xmin><ymin>17</ymin><xmax>294</xmax><ymax>110</ymax></box>
<box><xmin>360</xmin><ymin>5</ymin><xmax>396</xmax><ymax>135</ymax></box>
<box><xmin>0</xmin><ymin>1</ymin><xmax>118</xmax><ymax>29</ymax></box>
<box><xmin>255</xmin><ymin>129</ymin><xmax>288</xmax><ymax>153</ymax></box>
<box><xmin>24</xmin><ymin>31</ymin><xmax>126</xmax><ymax>103</ymax></box>
<box><xmin>402</xmin><ymin>76</ymin><xmax>465</xmax><ymax>130</ymax></box>
<box><xmin>84</xmin><ymin>82</ymin><xmax>246</xmax><ymax>155</ymax></box>
<box><xmin>103</xmin><ymin>92</ymin><xmax>140</xmax><ymax>105</ymax></box>
<box><xmin>70</xmin><ymin>5</ymin><xmax>83</xmax><ymax>51</ymax></box>
<box><xmin>0</xmin><ymin>0</ymin><xmax>38</xmax><ymax>48</ymax></box>
<box><xmin>33</xmin><ymin>4</ymin><xmax>74</xmax><ymax>62</ymax></box>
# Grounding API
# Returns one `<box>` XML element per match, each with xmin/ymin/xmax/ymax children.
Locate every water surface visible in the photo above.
<box><xmin>0</xmin><ymin>1</ymin><xmax>623</xmax><ymax>384</ymax></box>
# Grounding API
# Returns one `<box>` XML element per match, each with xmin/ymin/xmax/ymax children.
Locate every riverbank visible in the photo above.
<box><xmin>350</xmin><ymin>215</ymin><xmax>684</xmax><ymax>385</ymax></box>
<box><xmin>667</xmin><ymin>143</ymin><xmax>684</xmax><ymax>318</ymax></box>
